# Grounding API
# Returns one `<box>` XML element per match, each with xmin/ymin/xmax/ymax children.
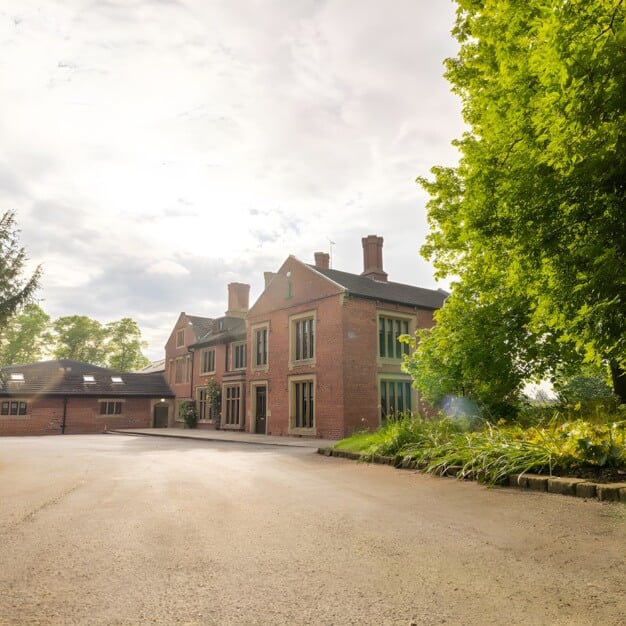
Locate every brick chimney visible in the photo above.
<box><xmin>314</xmin><ymin>251</ymin><xmax>330</xmax><ymax>269</ymax></box>
<box><xmin>225</xmin><ymin>282</ymin><xmax>250</xmax><ymax>318</ymax></box>
<box><xmin>361</xmin><ymin>235</ymin><xmax>388</xmax><ymax>281</ymax></box>
<box><xmin>264</xmin><ymin>271</ymin><xmax>276</xmax><ymax>288</ymax></box>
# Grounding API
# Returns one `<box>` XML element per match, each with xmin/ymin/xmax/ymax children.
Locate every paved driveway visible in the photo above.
<box><xmin>1</xmin><ymin>435</ymin><xmax>625</xmax><ymax>625</ymax></box>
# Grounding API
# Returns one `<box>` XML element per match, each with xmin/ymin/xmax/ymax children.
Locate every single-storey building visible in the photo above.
<box><xmin>0</xmin><ymin>359</ymin><xmax>175</xmax><ymax>436</ymax></box>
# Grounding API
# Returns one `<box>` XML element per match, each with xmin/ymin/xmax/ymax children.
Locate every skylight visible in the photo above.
<box><xmin>111</xmin><ymin>376</ymin><xmax>124</xmax><ymax>384</ymax></box>
<box><xmin>10</xmin><ymin>373</ymin><xmax>24</xmax><ymax>381</ymax></box>
<box><xmin>83</xmin><ymin>375</ymin><xmax>96</xmax><ymax>383</ymax></box>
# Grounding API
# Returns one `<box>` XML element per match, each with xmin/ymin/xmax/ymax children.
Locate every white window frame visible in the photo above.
<box><xmin>200</xmin><ymin>348</ymin><xmax>216</xmax><ymax>375</ymax></box>
<box><xmin>289</xmin><ymin>310</ymin><xmax>317</xmax><ymax>369</ymax></box>
<box><xmin>251</xmin><ymin>323</ymin><xmax>269</xmax><ymax>370</ymax></box>
<box><xmin>288</xmin><ymin>374</ymin><xmax>316</xmax><ymax>434</ymax></box>
<box><xmin>0</xmin><ymin>399</ymin><xmax>28</xmax><ymax>417</ymax></box>
<box><xmin>377</xmin><ymin>311</ymin><xmax>414</xmax><ymax>362</ymax></box>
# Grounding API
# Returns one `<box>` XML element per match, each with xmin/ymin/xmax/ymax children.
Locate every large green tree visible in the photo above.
<box><xmin>105</xmin><ymin>317</ymin><xmax>150</xmax><ymax>372</ymax></box>
<box><xmin>0</xmin><ymin>304</ymin><xmax>52</xmax><ymax>366</ymax></box>
<box><xmin>53</xmin><ymin>315</ymin><xmax>108</xmax><ymax>365</ymax></box>
<box><xmin>0</xmin><ymin>211</ymin><xmax>41</xmax><ymax>329</ymax></box>
<box><xmin>416</xmin><ymin>0</ymin><xmax>626</xmax><ymax>403</ymax></box>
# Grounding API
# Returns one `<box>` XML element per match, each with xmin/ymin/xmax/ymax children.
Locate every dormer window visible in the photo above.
<box><xmin>10</xmin><ymin>373</ymin><xmax>24</xmax><ymax>381</ymax></box>
<box><xmin>83</xmin><ymin>375</ymin><xmax>96</xmax><ymax>383</ymax></box>
<box><xmin>111</xmin><ymin>376</ymin><xmax>124</xmax><ymax>384</ymax></box>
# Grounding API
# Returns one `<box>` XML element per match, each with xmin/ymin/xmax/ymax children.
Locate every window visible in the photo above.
<box><xmin>197</xmin><ymin>383</ymin><xmax>221</xmax><ymax>422</ymax></box>
<box><xmin>100</xmin><ymin>401</ymin><xmax>123</xmax><ymax>415</ymax></box>
<box><xmin>254</xmin><ymin>327</ymin><xmax>268</xmax><ymax>367</ymax></box>
<box><xmin>378</xmin><ymin>315</ymin><xmax>410</xmax><ymax>359</ymax></box>
<box><xmin>83</xmin><ymin>375</ymin><xmax>96</xmax><ymax>383</ymax></box>
<box><xmin>175</xmin><ymin>358</ymin><xmax>184</xmax><ymax>384</ymax></box>
<box><xmin>10</xmin><ymin>373</ymin><xmax>24</xmax><ymax>381</ymax></box>
<box><xmin>290</xmin><ymin>377</ymin><xmax>315</xmax><ymax>430</ymax></box>
<box><xmin>200</xmin><ymin>349</ymin><xmax>216</xmax><ymax>374</ymax></box>
<box><xmin>176</xmin><ymin>328</ymin><xmax>185</xmax><ymax>347</ymax></box>
<box><xmin>1</xmin><ymin>400</ymin><xmax>27</xmax><ymax>416</ymax></box>
<box><xmin>233</xmin><ymin>342</ymin><xmax>246</xmax><ymax>370</ymax></box>
<box><xmin>223</xmin><ymin>384</ymin><xmax>243</xmax><ymax>426</ymax></box>
<box><xmin>380</xmin><ymin>379</ymin><xmax>412</xmax><ymax>420</ymax></box>
<box><xmin>293</xmin><ymin>316</ymin><xmax>315</xmax><ymax>362</ymax></box>
<box><xmin>111</xmin><ymin>376</ymin><xmax>124</xmax><ymax>384</ymax></box>
<box><xmin>174</xmin><ymin>356</ymin><xmax>191</xmax><ymax>384</ymax></box>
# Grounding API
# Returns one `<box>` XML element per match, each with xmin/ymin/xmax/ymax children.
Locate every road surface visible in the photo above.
<box><xmin>1</xmin><ymin>434</ymin><xmax>625</xmax><ymax>625</ymax></box>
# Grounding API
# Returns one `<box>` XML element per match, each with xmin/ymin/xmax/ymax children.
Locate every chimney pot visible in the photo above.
<box><xmin>226</xmin><ymin>282</ymin><xmax>250</xmax><ymax>318</ymax></box>
<box><xmin>361</xmin><ymin>235</ymin><xmax>388</xmax><ymax>281</ymax></box>
<box><xmin>314</xmin><ymin>251</ymin><xmax>330</xmax><ymax>269</ymax></box>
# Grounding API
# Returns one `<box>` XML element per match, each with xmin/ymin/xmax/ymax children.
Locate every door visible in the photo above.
<box><xmin>153</xmin><ymin>404</ymin><xmax>169</xmax><ymax>428</ymax></box>
<box><xmin>254</xmin><ymin>386</ymin><xmax>267</xmax><ymax>434</ymax></box>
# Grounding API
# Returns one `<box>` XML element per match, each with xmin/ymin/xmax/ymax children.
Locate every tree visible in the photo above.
<box><xmin>53</xmin><ymin>315</ymin><xmax>108</xmax><ymax>365</ymax></box>
<box><xmin>105</xmin><ymin>317</ymin><xmax>150</xmax><ymax>372</ymax></box>
<box><xmin>417</xmin><ymin>0</ymin><xmax>626</xmax><ymax>403</ymax></box>
<box><xmin>0</xmin><ymin>211</ymin><xmax>41</xmax><ymax>329</ymax></box>
<box><xmin>0</xmin><ymin>304</ymin><xmax>52</xmax><ymax>366</ymax></box>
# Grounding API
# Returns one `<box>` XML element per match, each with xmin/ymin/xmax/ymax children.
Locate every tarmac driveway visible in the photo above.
<box><xmin>1</xmin><ymin>434</ymin><xmax>625</xmax><ymax>625</ymax></box>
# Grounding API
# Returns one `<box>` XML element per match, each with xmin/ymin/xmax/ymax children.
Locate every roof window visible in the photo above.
<box><xmin>83</xmin><ymin>375</ymin><xmax>96</xmax><ymax>383</ymax></box>
<box><xmin>10</xmin><ymin>373</ymin><xmax>24</xmax><ymax>381</ymax></box>
<box><xmin>111</xmin><ymin>376</ymin><xmax>124</xmax><ymax>384</ymax></box>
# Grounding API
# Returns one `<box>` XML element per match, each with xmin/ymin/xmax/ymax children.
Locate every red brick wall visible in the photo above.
<box><xmin>0</xmin><ymin>396</ymin><xmax>154</xmax><ymax>436</ymax></box>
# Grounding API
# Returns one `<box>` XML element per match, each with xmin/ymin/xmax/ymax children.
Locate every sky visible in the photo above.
<box><xmin>1</xmin><ymin>0</ymin><xmax>464</xmax><ymax>361</ymax></box>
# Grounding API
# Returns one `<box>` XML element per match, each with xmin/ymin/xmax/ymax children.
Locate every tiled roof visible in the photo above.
<box><xmin>308</xmin><ymin>266</ymin><xmax>448</xmax><ymax>310</ymax></box>
<box><xmin>192</xmin><ymin>316</ymin><xmax>246</xmax><ymax>347</ymax></box>
<box><xmin>186</xmin><ymin>315</ymin><xmax>214</xmax><ymax>341</ymax></box>
<box><xmin>0</xmin><ymin>360</ymin><xmax>175</xmax><ymax>398</ymax></box>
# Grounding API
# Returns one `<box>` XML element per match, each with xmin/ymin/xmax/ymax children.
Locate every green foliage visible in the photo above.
<box><xmin>105</xmin><ymin>317</ymin><xmax>150</xmax><ymax>372</ymax></box>
<box><xmin>179</xmin><ymin>400</ymin><xmax>198</xmax><ymax>429</ymax></box>
<box><xmin>335</xmin><ymin>414</ymin><xmax>626</xmax><ymax>485</ymax></box>
<box><xmin>418</xmin><ymin>0</ymin><xmax>626</xmax><ymax>402</ymax></box>
<box><xmin>53</xmin><ymin>315</ymin><xmax>108</xmax><ymax>365</ymax></box>
<box><xmin>553</xmin><ymin>364</ymin><xmax>614</xmax><ymax>404</ymax></box>
<box><xmin>0</xmin><ymin>303</ymin><xmax>51</xmax><ymax>366</ymax></box>
<box><xmin>0</xmin><ymin>211</ymin><xmax>41</xmax><ymax>329</ymax></box>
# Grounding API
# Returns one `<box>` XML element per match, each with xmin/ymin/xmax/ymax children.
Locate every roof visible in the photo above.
<box><xmin>0</xmin><ymin>360</ymin><xmax>175</xmax><ymax>398</ymax></box>
<box><xmin>307</xmin><ymin>266</ymin><xmax>448</xmax><ymax>310</ymax></box>
<box><xmin>135</xmin><ymin>359</ymin><xmax>166</xmax><ymax>374</ymax></box>
<box><xmin>191</xmin><ymin>316</ymin><xmax>246</xmax><ymax>348</ymax></box>
<box><xmin>186</xmin><ymin>315</ymin><xmax>214</xmax><ymax>341</ymax></box>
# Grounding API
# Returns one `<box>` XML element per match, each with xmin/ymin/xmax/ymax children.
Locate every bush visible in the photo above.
<box><xmin>179</xmin><ymin>400</ymin><xmax>198</xmax><ymax>429</ymax></box>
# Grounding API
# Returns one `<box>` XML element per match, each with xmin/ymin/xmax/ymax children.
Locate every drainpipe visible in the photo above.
<box><xmin>188</xmin><ymin>347</ymin><xmax>195</xmax><ymax>402</ymax></box>
<box><xmin>61</xmin><ymin>397</ymin><xmax>68</xmax><ymax>434</ymax></box>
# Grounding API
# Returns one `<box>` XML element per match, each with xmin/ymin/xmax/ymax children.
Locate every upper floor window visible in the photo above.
<box><xmin>293</xmin><ymin>316</ymin><xmax>315</xmax><ymax>362</ymax></box>
<box><xmin>176</xmin><ymin>328</ymin><xmax>185</xmax><ymax>347</ymax></box>
<box><xmin>233</xmin><ymin>342</ymin><xmax>246</xmax><ymax>370</ymax></box>
<box><xmin>378</xmin><ymin>315</ymin><xmax>410</xmax><ymax>359</ymax></box>
<box><xmin>254</xmin><ymin>327</ymin><xmax>268</xmax><ymax>367</ymax></box>
<box><xmin>200</xmin><ymin>348</ymin><xmax>216</xmax><ymax>374</ymax></box>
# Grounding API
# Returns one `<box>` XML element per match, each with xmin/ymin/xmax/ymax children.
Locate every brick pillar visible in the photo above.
<box><xmin>226</xmin><ymin>282</ymin><xmax>250</xmax><ymax>317</ymax></box>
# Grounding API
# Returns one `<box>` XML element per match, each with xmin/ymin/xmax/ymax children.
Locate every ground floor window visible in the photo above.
<box><xmin>223</xmin><ymin>384</ymin><xmax>243</xmax><ymax>426</ymax></box>
<box><xmin>380</xmin><ymin>379</ymin><xmax>412</xmax><ymax>420</ymax></box>
<box><xmin>1</xmin><ymin>400</ymin><xmax>27</xmax><ymax>416</ymax></box>
<box><xmin>100</xmin><ymin>401</ymin><xmax>123</xmax><ymax>415</ymax></box>
<box><xmin>197</xmin><ymin>385</ymin><xmax>220</xmax><ymax>421</ymax></box>
<box><xmin>290</xmin><ymin>377</ymin><xmax>315</xmax><ymax>430</ymax></box>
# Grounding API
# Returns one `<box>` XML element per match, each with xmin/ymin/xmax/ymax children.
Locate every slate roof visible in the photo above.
<box><xmin>0</xmin><ymin>360</ymin><xmax>175</xmax><ymax>398</ymax></box>
<box><xmin>308</xmin><ymin>266</ymin><xmax>448</xmax><ymax>310</ymax></box>
<box><xmin>191</xmin><ymin>316</ymin><xmax>246</xmax><ymax>348</ymax></box>
<box><xmin>186</xmin><ymin>315</ymin><xmax>214</xmax><ymax>341</ymax></box>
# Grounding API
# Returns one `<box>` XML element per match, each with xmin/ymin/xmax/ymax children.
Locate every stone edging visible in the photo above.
<box><xmin>318</xmin><ymin>448</ymin><xmax>626</xmax><ymax>504</ymax></box>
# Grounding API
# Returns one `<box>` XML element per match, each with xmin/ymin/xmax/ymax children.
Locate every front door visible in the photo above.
<box><xmin>153</xmin><ymin>404</ymin><xmax>169</xmax><ymax>428</ymax></box>
<box><xmin>254</xmin><ymin>386</ymin><xmax>267</xmax><ymax>434</ymax></box>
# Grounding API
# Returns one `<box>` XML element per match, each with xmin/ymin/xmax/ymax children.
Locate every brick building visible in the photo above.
<box><xmin>0</xmin><ymin>360</ymin><xmax>175</xmax><ymax>436</ymax></box>
<box><xmin>165</xmin><ymin>235</ymin><xmax>446</xmax><ymax>439</ymax></box>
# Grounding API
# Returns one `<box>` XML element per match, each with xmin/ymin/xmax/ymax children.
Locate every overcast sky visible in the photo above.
<box><xmin>1</xmin><ymin>0</ymin><xmax>464</xmax><ymax>361</ymax></box>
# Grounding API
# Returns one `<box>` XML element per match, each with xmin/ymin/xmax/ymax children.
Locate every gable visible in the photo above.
<box><xmin>248</xmin><ymin>256</ymin><xmax>344</xmax><ymax>318</ymax></box>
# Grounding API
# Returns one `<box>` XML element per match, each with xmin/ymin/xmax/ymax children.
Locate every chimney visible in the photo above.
<box><xmin>314</xmin><ymin>251</ymin><xmax>330</xmax><ymax>269</ymax></box>
<box><xmin>361</xmin><ymin>235</ymin><xmax>388</xmax><ymax>281</ymax></box>
<box><xmin>264</xmin><ymin>271</ymin><xmax>276</xmax><ymax>288</ymax></box>
<box><xmin>226</xmin><ymin>282</ymin><xmax>250</xmax><ymax>318</ymax></box>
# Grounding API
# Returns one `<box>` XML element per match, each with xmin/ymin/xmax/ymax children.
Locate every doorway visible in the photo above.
<box><xmin>153</xmin><ymin>404</ymin><xmax>169</xmax><ymax>428</ymax></box>
<box><xmin>254</xmin><ymin>385</ymin><xmax>267</xmax><ymax>434</ymax></box>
